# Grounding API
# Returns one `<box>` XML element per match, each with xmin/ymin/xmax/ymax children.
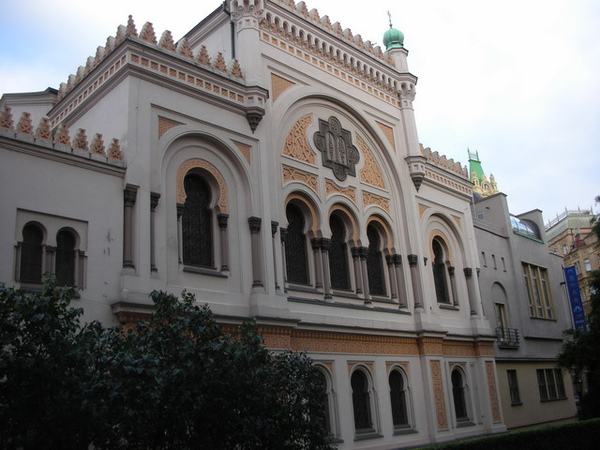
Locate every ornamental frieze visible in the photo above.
<box><xmin>313</xmin><ymin>116</ymin><xmax>360</xmax><ymax>182</ymax></box>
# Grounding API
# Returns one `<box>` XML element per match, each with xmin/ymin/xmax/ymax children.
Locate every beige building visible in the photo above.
<box><xmin>0</xmin><ymin>1</ymin><xmax>508</xmax><ymax>447</ymax></box>
<box><xmin>472</xmin><ymin>193</ymin><xmax>577</xmax><ymax>429</ymax></box>
<box><xmin>546</xmin><ymin>209</ymin><xmax>599</xmax><ymax>314</ymax></box>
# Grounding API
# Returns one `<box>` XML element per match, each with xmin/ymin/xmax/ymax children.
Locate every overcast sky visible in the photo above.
<box><xmin>1</xmin><ymin>0</ymin><xmax>598</xmax><ymax>224</ymax></box>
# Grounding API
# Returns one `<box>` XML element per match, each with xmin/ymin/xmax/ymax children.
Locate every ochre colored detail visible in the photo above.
<box><xmin>282</xmin><ymin>165</ymin><xmax>319</xmax><ymax>194</ymax></box>
<box><xmin>474</xmin><ymin>341</ymin><xmax>495</xmax><ymax>357</ymax></box>
<box><xmin>486</xmin><ymin>361</ymin><xmax>502</xmax><ymax>423</ymax></box>
<box><xmin>233</xmin><ymin>141</ymin><xmax>252</xmax><ymax>164</ymax></box>
<box><xmin>285</xmin><ymin>192</ymin><xmax>321</xmax><ymax>235</ymax></box>
<box><xmin>419</xmin><ymin>204</ymin><xmax>430</xmax><ymax>217</ymax></box>
<box><xmin>16</xmin><ymin>112</ymin><xmax>33</xmax><ymax>135</ymax></box>
<box><xmin>158</xmin><ymin>116</ymin><xmax>183</xmax><ymax>139</ymax></box>
<box><xmin>430</xmin><ymin>360</ymin><xmax>448</xmax><ymax>430</ymax></box>
<box><xmin>418</xmin><ymin>337</ymin><xmax>444</xmax><ymax>356</ymax></box>
<box><xmin>283</xmin><ymin>115</ymin><xmax>315</xmax><ymax>164</ymax></box>
<box><xmin>453</xmin><ymin>215</ymin><xmax>462</xmax><ymax>229</ymax></box>
<box><xmin>35</xmin><ymin>117</ymin><xmax>52</xmax><ymax>141</ymax></box>
<box><xmin>363</xmin><ymin>191</ymin><xmax>390</xmax><ymax>214</ymax></box>
<box><xmin>328</xmin><ymin>203</ymin><xmax>360</xmax><ymax>243</ymax></box>
<box><xmin>376</xmin><ymin>121</ymin><xmax>396</xmax><ymax>151</ymax></box>
<box><xmin>428</xmin><ymin>230</ymin><xmax>454</xmax><ymax>265</ymax></box>
<box><xmin>357</xmin><ymin>135</ymin><xmax>385</xmax><ymax>189</ymax></box>
<box><xmin>271</xmin><ymin>73</ymin><xmax>295</xmax><ymax>103</ymax></box>
<box><xmin>367</xmin><ymin>215</ymin><xmax>394</xmax><ymax>250</ymax></box>
<box><xmin>177</xmin><ymin>159</ymin><xmax>228</xmax><ymax>214</ymax></box>
<box><xmin>325</xmin><ymin>179</ymin><xmax>356</xmax><ymax>203</ymax></box>
<box><xmin>443</xmin><ymin>341</ymin><xmax>476</xmax><ymax>357</ymax></box>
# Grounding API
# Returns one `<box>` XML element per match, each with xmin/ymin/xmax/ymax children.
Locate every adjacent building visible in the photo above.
<box><xmin>472</xmin><ymin>192</ymin><xmax>577</xmax><ymax>429</ymax></box>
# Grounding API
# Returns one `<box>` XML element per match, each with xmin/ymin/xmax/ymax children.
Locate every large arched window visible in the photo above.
<box><xmin>367</xmin><ymin>224</ymin><xmax>386</xmax><ymax>296</ymax></box>
<box><xmin>451</xmin><ymin>368</ymin><xmax>469</xmax><ymax>422</ymax></box>
<box><xmin>432</xmin><ymin>238</ymin><xmax>451</xmax><ymax>303</ymax></box>
<box><xmin>284</xmin><ymin>203</ymin><xmax>309</xmax><ymax>284</ymax></box>
<box><xmin>19</xmin><ymin>223</ymin><xmax>44</xmax><ymax>284</ymax></box>
<box><xmin>182</xmin><ymin>174</ymin><xmax>213</xmax><ymax>268</ymax></box>
<box><xmin>56</xmin><ymin>229</ymin><xmax>77</xmax><ymax>286</ymax></box>
<box><xmin>351</xmin><ymin>369</ymin><xmax>374</xmax><ymax>433</ymax></box>
<box><xmin>329</xmin><ymin>215</ymin><xmax>350</xmax><ymax>290</ymax></box>
<box><xmin>389</xmin><ymin>368</ymin><xmax>409</xmax><ymax>428</ymax></box>
<box><xmin>316</xmin><ymin>367</ymin><xmax>337</xmax><ymax>436</ymax></box>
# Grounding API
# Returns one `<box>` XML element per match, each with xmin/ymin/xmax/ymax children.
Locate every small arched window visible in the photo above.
<box><xmin>56</xmin><ymin>229</ymin><xmax>77</xmax><ymax>286</ymax></box>
<box><xmin>182</xmin><ymin>174</ymin><xmax>213</xmax><ymax>268</ymax></box>
<box><xmin>284</xmin><ymin>203</ymin><xmax>309</xmax><ymax>284</ymax></box>
<box><xmin>389</xmin><ymin>369</ymin><xmax>409</xmax><ymax>428</ymax></box>
<box><xmin>351</xmin><ymin>369</ymin><xmax>373</xmax><ymax>433</ymax></box>
<box><xmin>367</xmin><ymin>224</ymin><xmax>386</xmax><ymax>296</ymax></box>
<box><xmin>20</xmin><ymin>223</ymin><xmax>44</xmax><ymax>284</ymax></box>
<box><xmin>432</xmin><ymin>238</ymin><xmax>450</xmax><ymax>303</ymax></box>
<box><xmin>329</xmin><ymin>215</ymin><xmax>350</xmax><ymax>290</ymax></box>
<box><xmin>316</xmin><ymin>368</ymin><xmax>335</xmax><ymax>436</ymax></box>
<box><xmin>451</xmin><ymin>368</ymin><xmax>469</xmax><ymax>421</ymax></box>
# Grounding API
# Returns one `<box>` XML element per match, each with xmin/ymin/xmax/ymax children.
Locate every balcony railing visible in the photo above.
<box><xmin>495</xmin><ymin>327</ymin><xmax>520</xmax><ymax>349</ymax></box>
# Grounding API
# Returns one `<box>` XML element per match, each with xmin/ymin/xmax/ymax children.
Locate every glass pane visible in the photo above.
<box><xmin>351</xmin><ymin>371</ymin><xmax>372</xmax><ymax>431</ymax></box>
<box><xmin>56</xmin><ymin>230</ymin><xmax>76</xmax><ymax>286</ymax></box>
<box><xmin>182</xmin><ymin>175</ymin><xmax>213</xmax><ymax>267</ymax></box>
<box><xmin>284</xmin><ymin>204</ymin><xmax>309</xmax><ymax>284</ymax></box>
<box><xmin>329</xmin><ymin>216</ymin><xmax>350</xmax><ymax>290</ymax></box>
<box><xmin>389</xmin><ymin>370</ymin><xmax>408</xmax><ymax>426</ymax></box>
<box><xmin>367</xmin><ymin>225</ymin><xmax>385</xmax><ymax>296</ymax></box>
<box><xmin>20</xmin><ymin>224</ymin><xmax>44</xmax><ymax>284</ymax></box>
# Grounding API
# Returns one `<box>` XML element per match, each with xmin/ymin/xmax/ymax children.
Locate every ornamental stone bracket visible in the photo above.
<box><xmin>405</xmin><ymin>155</ymin><xmax>427</xmax><ymax>191</ymax></box>
<box><xmin>244</xmin><ymin>86</ymin><xmax>269</xmax><ymax>133</ymax></box>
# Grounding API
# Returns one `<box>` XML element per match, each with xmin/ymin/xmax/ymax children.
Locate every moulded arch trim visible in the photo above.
<box><xmin>21</xmin><ymin>221</ymin><xmax>48</xmax><ymax>243</ymax></box>
<box><xmin>366</xmin><ymin>214</ymin><xmax>394</xmax><ymax>253</ymax></box>
<box><xmin>284</xmin><ymin>191</ymin><xmax>321</xmax><ymax>237</ymax></box>
<box><xmin>425</xmin><ymin>212</ymin><xmax>468</xmax><ymax>265</ymax></box>
<box><xmin>328</xmin><ymin>203</ymin><xmax>360</xmax><ymax>244</ymax></box>
<box><xmin>428</xmin><ymin>230</ymin><xmax>454</xmax><ymax>265</ymax></box>
<box><xmin>56</xmin><ymin>226</ymin><xmax>81</xmax><ymax>250</ymax></box>
<box><xmin>177</xmin><ymin>159</ymin><xmax>228</xmax><ymax>214</ymax></box>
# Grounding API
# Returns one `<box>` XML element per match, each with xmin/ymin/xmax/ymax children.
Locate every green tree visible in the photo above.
<box><xmin>557</xmin><ymin>195</ymin><xmax>600</xmax><ymax>419</ymax></box>
<box><xmin>0</xmin><ymin>278</ymin><xmax>333</xmax><ymax>449</ymax></box>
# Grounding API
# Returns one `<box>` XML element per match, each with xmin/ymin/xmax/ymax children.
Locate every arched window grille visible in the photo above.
<box><xmin>432</xmin><ymin>238</ymin><xmax>450</xmax><ymax>303</ymax></box>
<box><xmin>351</xmin><ymin>369</ymin><xmax>373</xmax><ymax>433</ymax></box>
<box><xmin>367</xmin><ymin>224</ymin><xmax>386</xmax><ymax>296</ymax></box>
<box><xmin>284</xmin><ymin>203</ymin><xmax>309</xmax><ymax>284</ymax></box>
<box><xmin>389</xmin><ymin>369</ymin><xmax>409</xmax><ymax>427</ymax></box>
<box><xmin>182</xmin><ymin>174</ymin><xmax>213</xmax><ymax>268</ymax></box>
<box><xmin>56</xmin><ymin>229</ymin><xmax>76</xmax><ymax>286</ymax></box>
<box><xmin>19</xmin><ymin>223</ymin><xmax>44</xmax><ymax>284</ymax></box>
<box><xmin>329</xmin><ymin>215</ymin><xmax>350</xmax><ymax>290</ymax></box>
<box><xmin>316</xmin><ymin>369</ymin><xmax>333</xmax><ymax>435</ymax></box>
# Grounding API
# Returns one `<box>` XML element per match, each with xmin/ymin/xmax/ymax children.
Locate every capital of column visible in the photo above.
<box><xmin>124</xmin><ymin>184</ymin><xmax>138</xmax><ymax>207</ymax></box>
<box><xmin>271</xmin><ymin>221</ymin><xmax>278</xmax><ymax>237</ymax></box>
<box><xmin>218</xmin><ymin>213</ymin><xmax>230</xmax><ymax>230</ymax></box>
<box><xmin>150</xmin><ymin>192</ymin><xmax>161</xmax><ymax>211</ymax></box>
<box><xmin>464</xmin><ymin>267</ymin><xmax>473</xmax><ymax>279</ymax></box>
<box><xmin>248</xmin><ymin>216</ymin><xmax>262</xmax><ymax>234</ymax></box>
<box><xmin>408</xmin><ymin>254</ymin><xmax>419</xmax><ymax>267</ymax></box>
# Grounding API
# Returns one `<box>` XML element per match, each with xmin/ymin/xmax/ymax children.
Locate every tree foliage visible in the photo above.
<box><xmin>0</xmin><ymin>277</ymin><xmax>333</xmax><ymax>449</ymax></box>
<box><xmin>557</xmin><ymin>195</ymin><xmax>600</xmax><ymax>419</ymax></box>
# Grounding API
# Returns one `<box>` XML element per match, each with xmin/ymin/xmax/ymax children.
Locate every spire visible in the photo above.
<box><xmin>468</xmin><ymin>149</ymin><xmax>499</xmax><ymax>198</ymax></box>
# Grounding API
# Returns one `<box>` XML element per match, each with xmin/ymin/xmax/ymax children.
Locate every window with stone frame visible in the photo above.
<box><xmin>432</xmin><ymin>238</ymin><xmax>451</xmax><ymax>303</ymax></box>
<box><xmin>522</xmin><ymin>263</ymin><xmax>555</xmax><ymax>319</ymax></box>
<box><xmin>18</xmin><ymin>223</ymin><xmax>44</xmax><ymax>284</ymax></box>
<box><xmin>366</xmin><ymin>224</ymin><xmax>386</xmax><ymax>296</ymax></box>
<box><xmin>55</xmin><ymin>229</ymin><xmax>77</xmax><ymax>287</ymax></box>
<box><xmin>536</xmin><ymin>369</ymin><xmax>567</xmax><ymax>401</ymax></box>
<box><xmin>451</xmin><ymin>368</ymin><xmax>469</xmax><ymax>422</ymax></box>
<box><xmin>389</xmin><ymin>368</ymin><xmax>410</xmax><ymax>428</ymax></box>
<box><xmin>284</xmin><ymin>203</ymin><xmax>309</xmax><ymax>284</ymax></box>
<box><xmin>329</xmin><ymin>214</ymin><xmax>350</xmax><ymax>290</ymax></box>
<box><xmin>182</xmin><ymin>174</ymin><xmax>213</xmax><ymax>268</ymax></box>
<box><xmin>351</xmin><ymin>369</ymin><xmax>374</xmax><ymax>433</ymax></box>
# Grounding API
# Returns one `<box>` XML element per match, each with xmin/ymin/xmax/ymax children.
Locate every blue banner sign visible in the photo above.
<box><xmin>563</xmin><ymin>266</ymin><xmax>586</xmax><ymax>330</ymax></box>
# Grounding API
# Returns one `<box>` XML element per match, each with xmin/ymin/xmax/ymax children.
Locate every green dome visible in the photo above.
<box><xmin>383</xmin><ymin>26</ymin><xmax>404</xmax><ymax>50</ymax></box>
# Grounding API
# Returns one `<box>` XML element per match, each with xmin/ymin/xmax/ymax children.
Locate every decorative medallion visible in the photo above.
<box><xmin>313</xmin><ymin>116</ymin><xmax>360</xmax><ymax>181</ymax></box>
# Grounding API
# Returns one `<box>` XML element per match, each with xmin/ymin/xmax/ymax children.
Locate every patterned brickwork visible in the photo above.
<box><xmin>282</xmin><ymin>165</ymin><xmax>319</xmax><ymax>194</ymax></box>
<box><xmin>430</xmin><ymin>360</ymin><xmax>448</xmax><ymax>430</ymax></box>
<box><xmin>325</xmin><ymin>179</ymin><xmax>356</xmax><ymax>203</ymax></box>
<box><xmin>233</xmin><ymin>141</ymin><xmax>252</xmax><ymax>165</ymax></box>
<box><xmin>357</xmin><ymin>135</ymin><xmax>385</xmax><ymax>189</ymax></box>
<box><xmin>271</xmin><ymin>73</ymin><xmax>296</xmax><ymax>103</ymax></box>
<box><xmin>486</xmin><ymin>361</ymin><xmax>502</xmax><ymax>423</ymax></box>
<box><xmin>158</xmin><ymin>116</ymin><xmax>183</xmax><ymax>139</ymax></box>
<box><xmin>362</xmin><ymin>191</ymin><xmax>390</xmax><ymax>214</ymax></box>
<box><xmin>376</xmin><ymin>121</ymin><xmax>396</xmax><ymax>151</ymax></box>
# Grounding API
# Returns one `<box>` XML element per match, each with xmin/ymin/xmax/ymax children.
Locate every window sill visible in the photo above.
<box><xmin>456</xmin><ymin>420</ymin><xmax>476</xmax><ymax>428</ymax></box>
<box><xmin>540</xmin><ymin>397</ymin><xmax>567</xmax><ymax>403</ymax></box>
<box><xmin>511</xmin><ymin>402</ymin><xmax>523</xmax><ymax>406</ymax></box>
<box><xmin>354</xmin><ymin>431</ymin><xmax>383</xmax><ymax>441</ymax></box>
<box><xmin>183</xmin><ymin>265</ymin><xmax>228</xmax><ymax>278</ymax></box>
<box><xmin>393</xmin><ymin>426</ymin><xmax>417</xmax><ymax>436</ymax></box>
<box><xmin>439</xmin><ymin>304</ymin><xmax>459</xmax><ymax>311</ymax></box>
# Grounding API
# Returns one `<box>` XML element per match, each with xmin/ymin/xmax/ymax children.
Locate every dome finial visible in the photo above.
<box><xmin>388</xmin><ymin>10</ymin><xmax>393</xmax><ymax>28</ymax></box>
<box><xmin>383</xmin><ymin>11</ymin><xmax>404</xmax><ymax>50</ymax></box>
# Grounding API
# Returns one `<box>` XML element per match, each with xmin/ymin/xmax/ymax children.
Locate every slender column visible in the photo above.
<box><xmin>123</xmin><ymin>185</ymin><xmax>137</xmax><ymax>269</ymax></box>
<box><xmin>311</xmin><ymin>238</ymin><xmax>323</xmax><ymax>290</ymax></box>
<box><xmin>248</xmin><ymin>217</ymin><xmax>263</xmax><ymax>287</ymax></box>
<box><xmin>351</xmin><ymin>247</ymin><xmax>363</xmax><ymax>295</ymax></box>
<box><xmin>359</xmin><ymin>246</ymin><xmax>371</xmax><ymax>304</ymax></box>
<box><xmin>321</xmin><ymin>238</ymin><xmax>332</xmax><ymax>300</ymax></box>
<box><xmin>176</xmin><ymin>204</ymin><xmax>184</xmax><ymax>264</ymax></box>
<box><xmin>271</xmin><ymin>221</ymin><xmax>280</xmax><ymax>290</ymax></box>
<box><xmin>408</xmin><ymin>254</ymin><xmax>423</xmax><ymax>308</ymax></box>
<box><xmin>448</xmin><ymin>266</ymin><xmax>459</xmax><ymax>307</ymax></box>
<box><xmin>464</xmin><ymin>267</ymin><xmax>477</xmax><ymax>315</ymax></box>
<box><xmin>386</xmin><ymin>255</ymin><xmax>399</xmax><ymax>301</ymax></box>
<box><xmin>394</xmin><ymin>255</ymin><xmax>408</xmax><ymax>308</ymax></box>
<box><xmin>45</xmin><ymin>246</ymin><xmax>56</xmax><ymax>275</ymax></box>
<box><xmin>150</xmin><ymin>192</ymin><xmax>160</xmax><ymax>272</ymax></box>
<box><xmin>77</xmin><ymin>250</ymin><xmax>87</xmax><ymax>289</ymax></box>
<box><xmin>279</xmin><ymin>227</ymin><xmax>288</xmax><ymax>290</ymax></box>
<box><xmin>218</xmin><ymin>214</ymin><xmax>230</xmax><ymax>272</ymax></box>
<box><xmin>14</xmin><ymin>243</ymin><xmax>22</xmax><ymax>281</ymax></box>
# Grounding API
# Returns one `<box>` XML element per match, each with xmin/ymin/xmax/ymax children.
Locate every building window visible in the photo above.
<box><xmin>329</xmin><ymin>215</ymin><xmax>350</xmax><ymax>290</ymax></box>
<box><xmin>432</xmin><ymin>238</ymin><xmax>451</xmax><ymax>303</ymax></box>
<box><xmin>584</xmin><ymin>259</ymin><xmax>592</xmax><ymax>272</ymax></box>
<box><xmin>501</xmin><ymin>257</ymin><xmax>506</xmax><ymax>272</ymax></box>
<box><xmin>316</xmin><ymin>367</ymin><xmax>337</xmax><ymax>437</ymax></box>
<box><xmin>562</xmin><ymin>244</ymin><xmax>568</xmax><ymax>255</ymax></box>
<box><xmin>55</xmin><ymin>229</ymin><xmax>77</xmax><ymax>286</ymax></box>
<box><xmin>351</xmin><ymin>369</ymin><xmax>374</xmax><ymax>433</ymax></box>
<box><xmin>492</xmin><ymin>254</ymin><xmax>497</xmax><ymax>270</ymax></box>
<box><xmin>537</xmin><ymin>369</ymin><xmax>567</xmax><ymax>401</ymax></box>
<box><xmin>284</xmin><ymin>203</ymin><xmax>309</xmax><ymax>284</ymax></box>
<box><xmin>182</xmin><ymin>174</ymin><xmax>213</xmax><ymax>268</ymax></box>
<box><xmin>451</xmin><ymin>368</ymin><xmax>469</xmax><ymax>422</ymax></box>
<box><xmin>366</xmin><ymin>224</ymin><xmax>386</xmax><ymax>296</ymax></box>
<box><xmin>19</xmin><ymin>223</ymin><xmax>45</xmax><ymax>284</ymax></box>
<box><xmin>481</xmin><ymin>251</ymin><xmax>487</xmax><ymax>267</ymax></box>
<box><xmin>507</xmin><ymin>370</ymin><xmax>521</xmax><ymax>405</ymax></box>
<box><xmin>389</xmin><ymin>369</ymin><xmax>409</xmax><ymax>428</ymax></box>
<box><xmin>522</xmin><ymin>263</ymin><xmax>555</xmax><ymax>319</ymax></box>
